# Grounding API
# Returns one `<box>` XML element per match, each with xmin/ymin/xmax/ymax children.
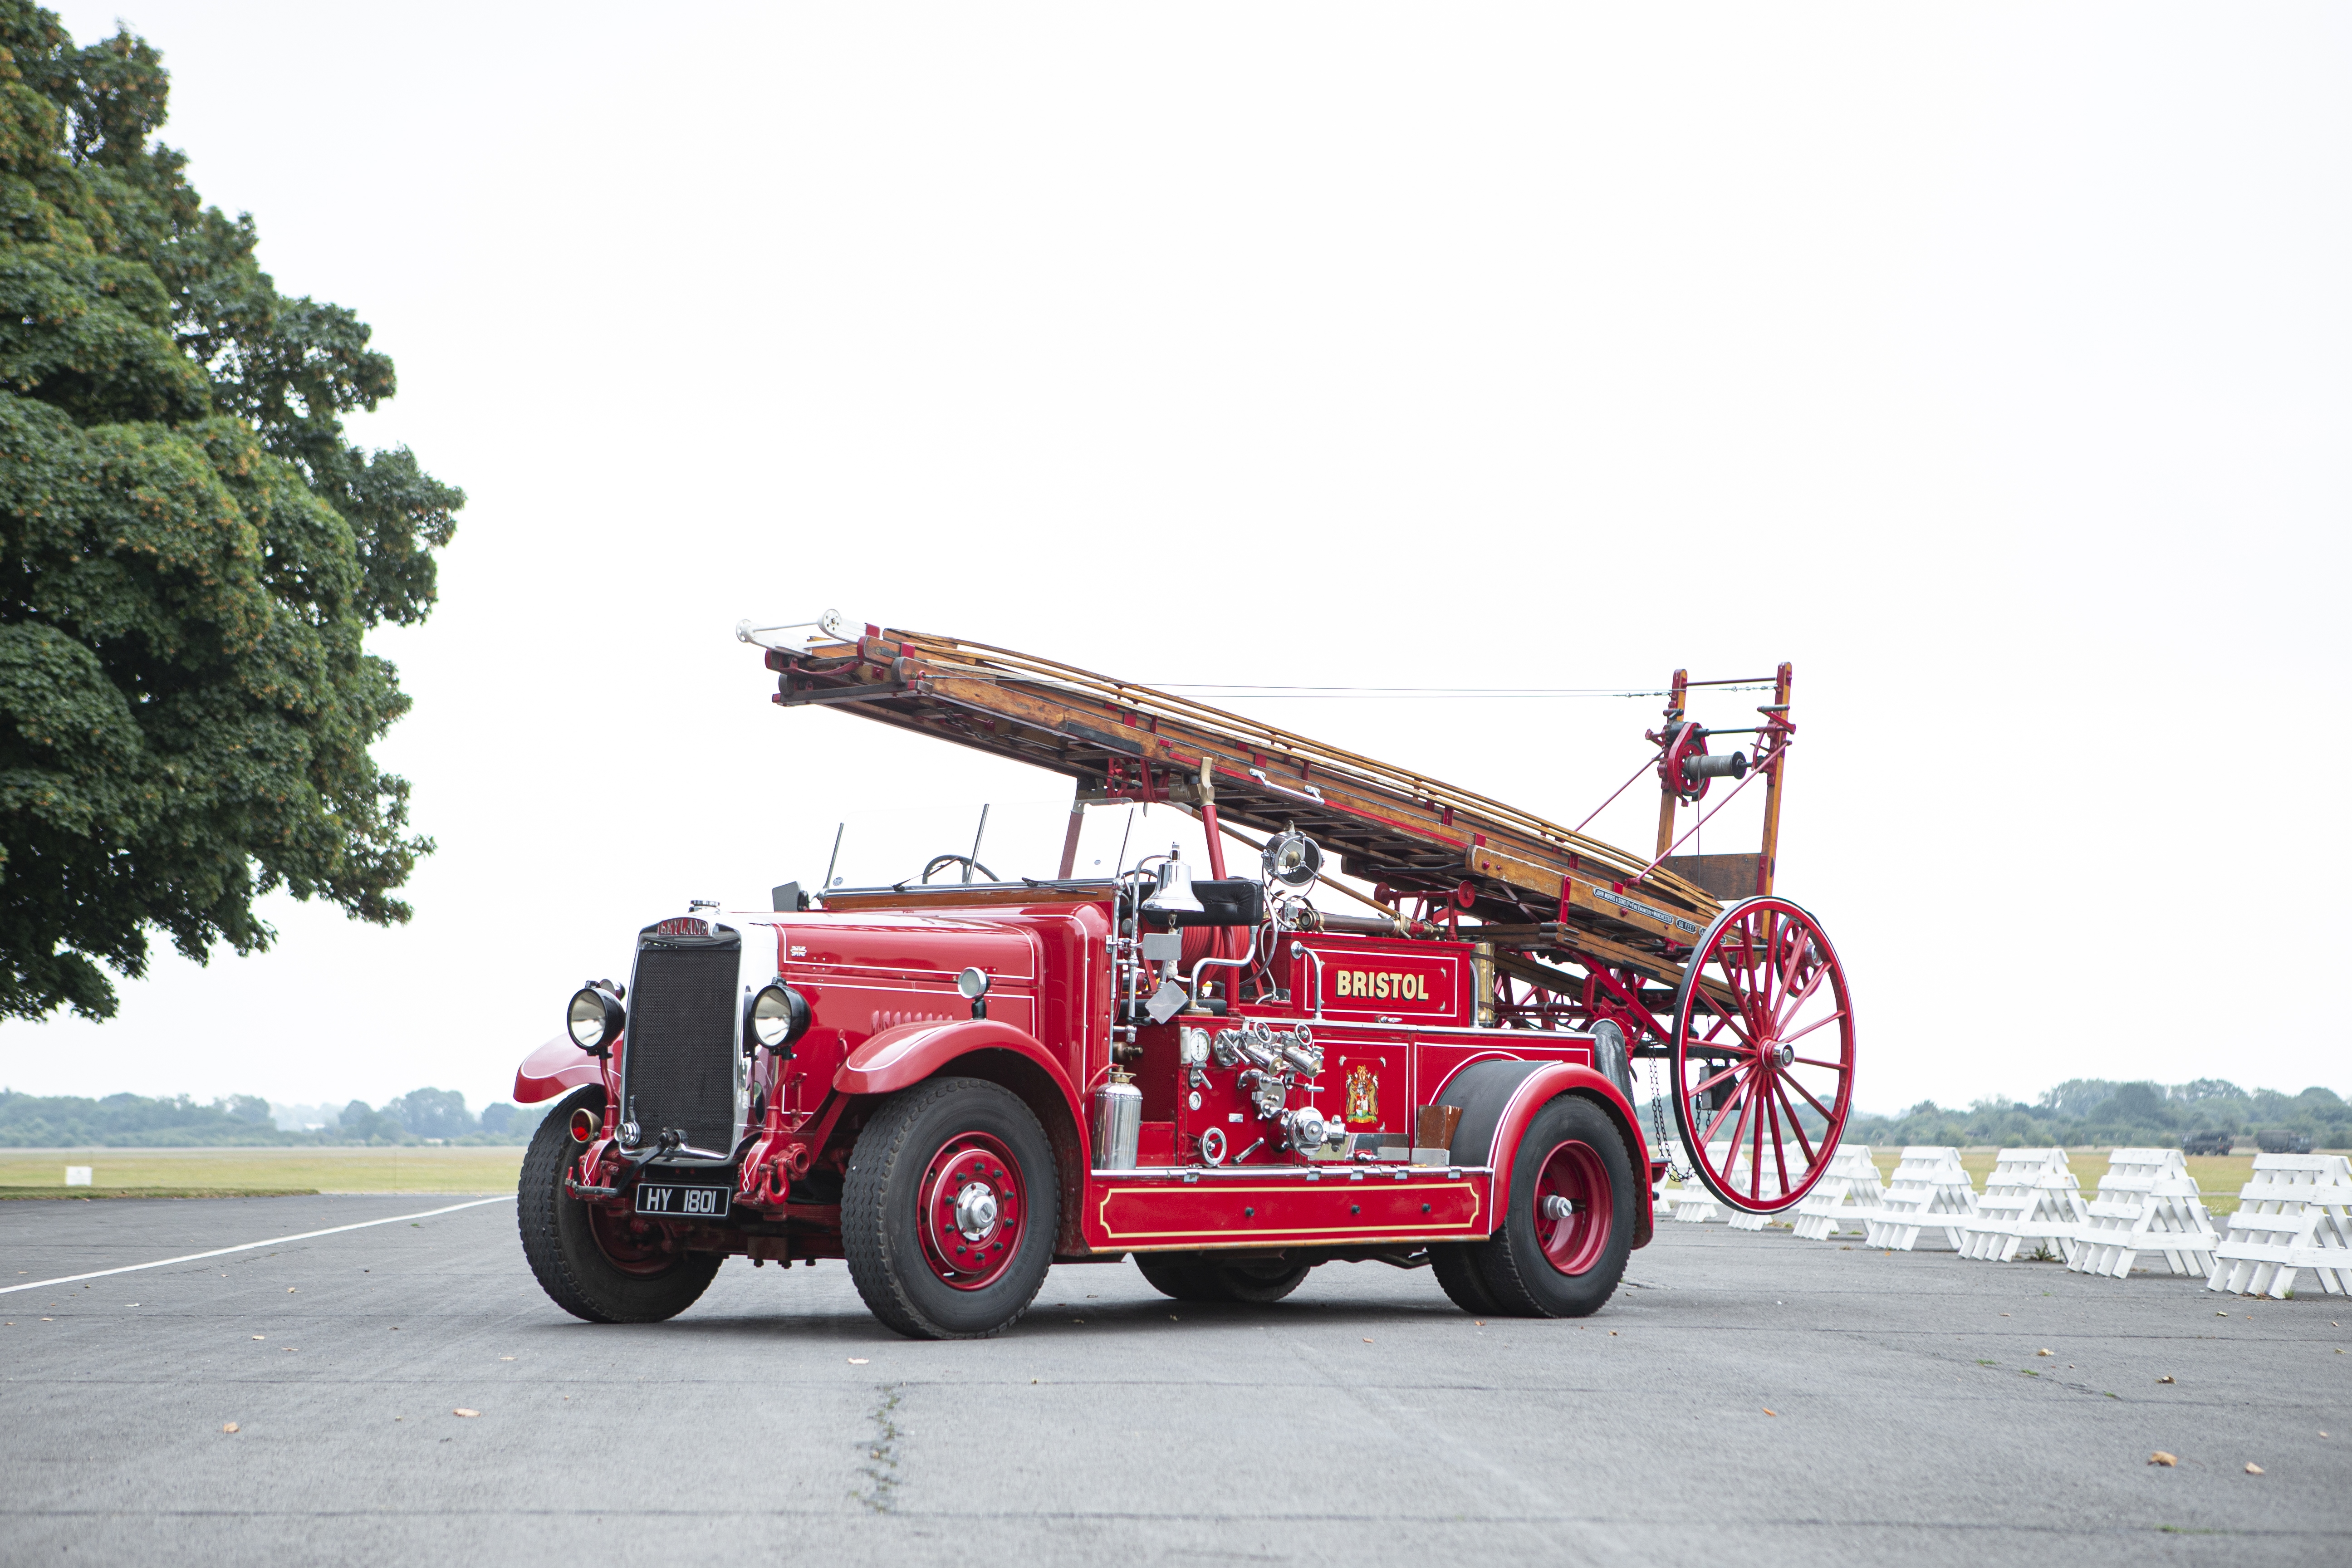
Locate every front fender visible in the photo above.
<box><xmin>834</xmin><ymin>1017</ymin><xmax>1081</xmax><ymax>1110</ymax></box>
<box><xmin>1433</xmin><ymin>1058</ymin><xmax>1654</xmax><ymax>1249</ymax></box>
<box><xmin>514</xmin><ymin>1032</ymin><xmax>605</xmax><ymax>1105</ymax></box>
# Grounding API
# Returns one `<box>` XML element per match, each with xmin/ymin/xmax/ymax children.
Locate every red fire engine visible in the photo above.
<box><xmin>513</xmin><ymin>619</ymin><xmax>1853</xmax><ymax>1338</ymax></box>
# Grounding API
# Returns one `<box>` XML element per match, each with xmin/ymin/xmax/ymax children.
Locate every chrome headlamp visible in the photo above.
<box><xmin>567</xmin><ymin>982</ymin><xmax>624</xmax><ymax>1056</ymax></box>
<box><xmin>745</xmin><ymin>980</ymin><xmax>810</xmax><ymax>1056</ymax></box>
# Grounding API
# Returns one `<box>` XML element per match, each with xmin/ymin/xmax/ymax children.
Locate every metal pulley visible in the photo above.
<box><xmin>1657</xmin><ymin>721</ymin><xmax>1748</xmax><ymax>803</ymax></box>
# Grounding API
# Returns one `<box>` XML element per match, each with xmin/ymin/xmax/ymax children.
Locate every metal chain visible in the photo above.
<box><xmin>1646</xmin><ymin>1052</ymin><xmax>1694</xmax><ymax>1181</ymax></box>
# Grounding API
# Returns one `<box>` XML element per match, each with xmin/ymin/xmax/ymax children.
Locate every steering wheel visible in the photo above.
<box><xmin>920</xmin><ymin>853</ymin><xmax>1000</xmax><ymax>883</ymax></box>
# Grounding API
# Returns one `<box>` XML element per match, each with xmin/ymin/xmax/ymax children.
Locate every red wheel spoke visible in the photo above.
<box><xmin>1779</xmin><ymin>1009</ymin><xmax>1848</xmax><ymax>1048</ymax></box>
<box><xmin>1765</xmin><ymin>1088</ymin><xmax>1790</xmax><ymax>1196</ymax></box>
<box><xmin>1692</xmin><ymin>1059</ymin><xmax>1744</xmax><ymax>1096</ymax></box>
<box><xmin>1747</xmin><ymin>1083</ymin><xmax>1767</xmax><ymax>1200</ymax></box>
<box><xmin>1784</xmin><ymin>1072</ymin><xmax>1837</xmax><ymax>1126</ymax></box>
<box><xmin>1702</xmin><ymin>1075</ymin><xmax>1748</xmax><ymax>1148</ymax></box>
<box><xmin>1770</xmin><ymin>1078</ymin><xmax>1818</xmax><ymax>1169</ymax></box>
<box><xmin>1770</xmin><ymin>959</ymin><xmax>1829</xmax><ymax>1034</ymax></box>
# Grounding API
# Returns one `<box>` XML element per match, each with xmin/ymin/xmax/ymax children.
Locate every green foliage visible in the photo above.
<box><xmin>0</xmin><ymin>1084</ymin><xmax>304</xmax><ymax>1145</ymax></box>
<box><xmin>0</xmin><ymin>1084</ymin><xmax>544</xmax><ymax>1145</ymax></box>
<box><xmin>0</xmin><ymin>3</ymin><xmax>461</xmax><ymax>1021</ymax></box>
<box><xmin>1852</xmin><ymin>1077</ymin><xmax>2352</xmax><ymax>1149</ymax></box>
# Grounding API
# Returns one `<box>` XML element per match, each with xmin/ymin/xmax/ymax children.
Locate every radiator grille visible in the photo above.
<box><xmin>622</xmin><ymin>941</ymin><xmax>741</xmax><ymax>1154</ymax></box>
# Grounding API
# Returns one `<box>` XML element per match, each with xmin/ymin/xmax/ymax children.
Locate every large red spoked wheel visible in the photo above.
<box><xmin>1670</xmin><ymin>896</ymin><xmax>1854</xmax><ymax>1214</ymax></box>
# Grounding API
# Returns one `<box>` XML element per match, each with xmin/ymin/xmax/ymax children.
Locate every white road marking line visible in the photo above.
<box><xmin>0</xmin><ymin>1196</ymin><xmax>514</xmax><ymax>1295</ymax></box>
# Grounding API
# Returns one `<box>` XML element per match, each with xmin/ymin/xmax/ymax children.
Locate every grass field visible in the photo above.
<box><xmin>0</xmin><ymin>1146</ymin><xmax>523</xmax><ymax>1196</ymax></box>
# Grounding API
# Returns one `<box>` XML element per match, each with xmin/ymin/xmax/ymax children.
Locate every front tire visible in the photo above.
<box><xmin>842</xmin><ymin>1077</ymin><xmax>1060</xmax><ymax>1340</ymax></box>
<box><xmin>518</xmin><ymin>1087</ymin><xmax>721</xmax><ymax>1323</ymax></box>
<box><xmin>1463</xmin><ymin>1095</ymin><xmax>1636</xmax><ymax>1318</ymax></box>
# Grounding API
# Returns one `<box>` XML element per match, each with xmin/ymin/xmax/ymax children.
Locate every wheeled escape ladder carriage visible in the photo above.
<box><xmin>512</xmin><ymin>619</ymin><xmax>1855</xmax><ymax>1339</ymax></box>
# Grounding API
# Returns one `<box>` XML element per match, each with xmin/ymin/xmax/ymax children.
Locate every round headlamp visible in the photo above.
<box><xmin>567</xmin><ymin>984</ymin><xmax>624</xmax><ymax>1055</ymax></box>
<box><xmin>746</xmin><ymin>981</ymin><xmax>809</xmax><ymax>1054</ymax></box>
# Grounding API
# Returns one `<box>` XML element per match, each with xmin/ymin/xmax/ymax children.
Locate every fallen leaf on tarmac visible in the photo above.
<box><xmin>500</xmin><ymin>1357</ymin><xmax>514</xmax><ymax>1362</ymax></box>
<box><xmin>2149</xmin><ymin>1452</ymin><xmax>2177</xmax><ymax>1466</ymax></box>
<box><xmin>1609</xmin><ymin>1330</ymin><xmax>1618</xmax><ymax>1336</ymax></box>
<box><xmin>2216</xmin><ymin>1311</ymin><xmax>2230</xmax><ymax>1317</ymax></box>
<box><xmin>2245</xmin><ymin>1463</ymin><xmax>2263</xmax><ymax>1475</ymax></box>
<box><xmin>221</xmin><ymin>1423</ymin><xmax>238</xmax><ymax>1434</ymax></box>
<box><xmin>250</xmin><ymin>1335</ymin><xmax>264</xmax><ymax>1341</ymax></box>
<box><xmin>2037</xmin><ymin>1348</ymin><xmax>2053</xmax><ymax>1357</ymax></box>
<box><xmin>1362</xmin><ymin>1338</ymin><xmax>1373</xmax><ymax>1343</ymax></box>
<box><xmin>452</xmin><ymin>1409</ymin><xmax>479</xmax><ymax>1418</ymax></box>
<box><xmin>287</xmin><ymin>1288</ymin><xmax>296</xmax><ymax>1293</ymax></box>
<box><xmin>1475</xmin><ymin>1320</ymin><xmax>1485</xmax><ymax>1327</ymax></box>
<box><xmin>1763</xmin><ymin>1408</ymin><xmax>1778</xmax><ymax>1416</ymax></box>
<box><xmin>847</xmin><ymin>1358</ymin><xmax>868</xmax><ymax>1365</ymax></box>
<box><xmin>2158</xmin><ymin>1376</ymin><xmax>2176</xmax><ymax>1384</ymax></box>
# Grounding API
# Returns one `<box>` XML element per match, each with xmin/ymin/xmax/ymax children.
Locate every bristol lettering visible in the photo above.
<box><xmin>1335</xmin><ymin>970</ymin><xmax>1431</xmax><ymax>1001</ymax></box>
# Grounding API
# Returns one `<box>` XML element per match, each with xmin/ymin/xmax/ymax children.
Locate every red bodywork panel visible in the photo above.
<box><xmin>514</xmin><ymin>1032</ymin><xmax>601</xmax><ymax>1106</ymax></box>
<box><xmin>836</xmin><ymin>1016</ymin><xmax>1081</xmax><ymax>1107</ymax></box>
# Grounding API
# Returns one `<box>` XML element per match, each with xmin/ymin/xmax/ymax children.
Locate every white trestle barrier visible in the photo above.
<box><xmin>2205</xmin><ymin>1154</ymin><xmax>2352</xmax><ymax>1299</ymax></box>
<box><xmin>1793</xmin><ymin>1146</ymin><xmax>1884</xmax><ymax>1240</ymax></box>
<box><xmin>1956</xmin><ymin>1148</ymin><xmax>2089</xmax><ymax>1263</ymax></box>
<box><xmin>2067</xmin><ymin>1148</ymin><xmax>2220</xmax><ymax>1279</ymax></box>
<box><xmin>1669</xmin><ymin>1142</ymin><xmax>1730</xmax><ymax>1223</ymax></box>
<box><xmin>1864</xmin><ymin>1147</ymin><xmax>1979</xmax><ymax>1250</ymax></box>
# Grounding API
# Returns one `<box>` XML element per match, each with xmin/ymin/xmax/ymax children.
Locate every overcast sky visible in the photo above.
<box><xmin>6</xmin><ymin>3</ymin><xmax>2347</xmax><ymax>1118</ymax></box>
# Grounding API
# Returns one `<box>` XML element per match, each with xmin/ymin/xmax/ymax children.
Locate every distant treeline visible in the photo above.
<box><xmin>0</xmin><ymin>1088</ymin><xmax>548</xmax><ymax>1148</ymax></box>
<box><xmin>1850</xmin><ymin>1078</ymin><xmax>2349</xmax><ymax>1149</ymax></box>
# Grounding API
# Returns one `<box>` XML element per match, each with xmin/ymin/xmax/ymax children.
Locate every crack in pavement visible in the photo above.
<box><xmin>856</xmin><ymin>1384</ymin><xmax>902</xmax><ymax>1513</ymax></box>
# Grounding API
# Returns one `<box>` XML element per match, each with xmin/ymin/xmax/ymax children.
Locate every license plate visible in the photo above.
<box><xmin>633</xmin><ymin>1182</ymin><xmax>732</xmax><ymax>1219</ymax></box>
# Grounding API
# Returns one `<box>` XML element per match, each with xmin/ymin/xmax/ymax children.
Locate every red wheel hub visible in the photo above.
<box><xmin>1532</xmin><ymin>1139</ymin><xmax>1613</xmax><ymax>1276</ymax></box>
<box><xmin>587</xmin><ymin>1203</ymin><xmax>681</xmax><ymax>1277</ymax></box>
<box><xmin>1670</xmin><ymin>896</ymin><xmax>1854</xmax><ymax>1213</ymax></box>
<box><xmin>917</xmin><ymin>1132</ymin><xmax>1025</xmax><ymax>1291</ymax></box>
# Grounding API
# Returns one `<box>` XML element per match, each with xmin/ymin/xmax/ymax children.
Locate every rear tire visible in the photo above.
<box><xmin>518</xmin><ymin>1087</ymin><xmax>721</xmax><ymax>1323</ymax></box>
<box><xmin>1467</xmin><ymin>1095</ymin><xmax>1636</xmax><ymax>1318</ymax></box>
<box><xmin>842</xmin><ymin>1078</ymin><xmax>1059</xmax><ymax>1340</ymax></box>
<box><xmin>1429</xmin><ymin>1244</ymin><xmax>1501</xmax><ymax>1313</ymax></box>
<box><xmin>1135</xmin><ymin>1251</ymin><xmax>1312</xmax><ymax>1304</ymax></box>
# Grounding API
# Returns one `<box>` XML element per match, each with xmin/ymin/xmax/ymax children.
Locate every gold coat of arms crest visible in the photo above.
<box><xmin>1344</xmin><ymin>1063</ymin><xmax>1379</xmax><ymax>1125</ymax></box>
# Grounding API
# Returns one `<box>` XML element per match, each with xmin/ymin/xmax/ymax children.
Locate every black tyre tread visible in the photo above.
<box><xmin>1135</xmin><ymin>1251</ymin><xmax>1308</xmax><ymax>1304</ymax></box>
<box><xmin>842</xmin><ymin>1077</ymin><xmax>1058</xmax><ymax>1341</ymax></box>
<box><xmin>1211</xmin><ymin>1257</ymin><xmax>1310</xmax><ymax>1303</ymax></box>
<box><xmin>1471</xmin><ymin>1095</ymin><xmax>1636</xmax><ymax>1319</ymax></box>
<box><xmin>1429</xmin><ymin>1244</ymin><xmax>1501</xmax><ymax>1313</ymax></box>
<box><xmin>1133</xmin><ymin>1252</ymin><xmax>1225</xmax><ymax>1302</ymax></box>
<box><xmin>517</xmin><ymin>1086</ymin><xmax>720</xmax><ymax>1324</ymax></box>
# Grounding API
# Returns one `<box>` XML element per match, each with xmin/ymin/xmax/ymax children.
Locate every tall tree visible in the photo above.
<box><xmin>0</xmin><ymin>3</ymin><xmax>461</xmax><ymax>1020</ymax></box>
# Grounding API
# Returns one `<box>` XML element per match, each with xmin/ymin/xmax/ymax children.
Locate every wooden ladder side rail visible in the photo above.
<box><xmin>768</xmin><ymin>630</ymin><xmax>1724</xmax><ymax>953</ymax></box>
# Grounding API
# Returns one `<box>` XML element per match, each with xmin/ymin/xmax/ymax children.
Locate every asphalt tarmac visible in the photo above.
<box><xmin>1</xmin><ymin>1194</ymin><xmax>2345</xmax><ymax>1566</ymax></box>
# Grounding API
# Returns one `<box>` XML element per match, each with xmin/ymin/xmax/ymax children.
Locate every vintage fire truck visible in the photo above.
<box><xmin>513</xmin><ymin>618</ymin><xmax>1854</xmax><ymax>1339</ymax></box>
